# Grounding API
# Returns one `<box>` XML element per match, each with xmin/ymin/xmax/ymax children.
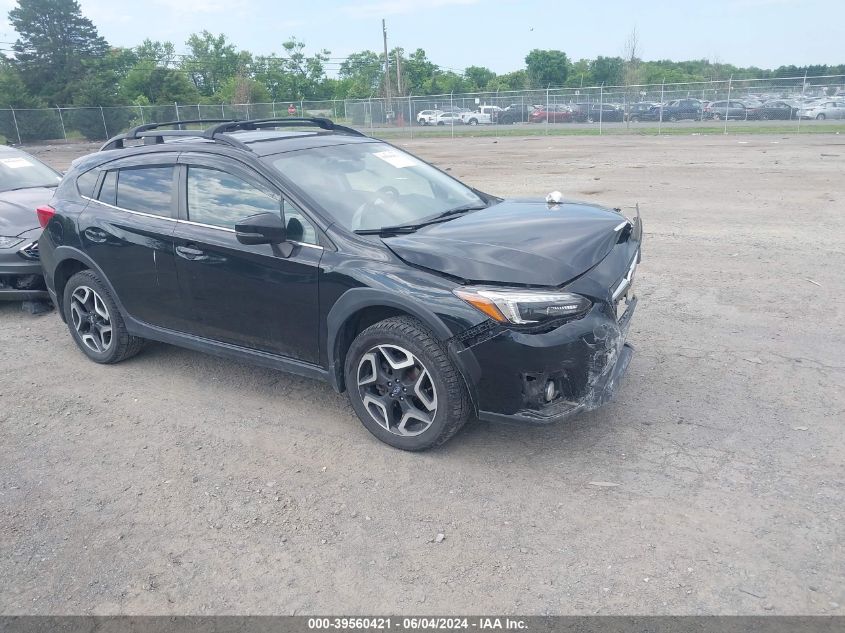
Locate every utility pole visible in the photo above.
<box><xmin>382</xmin><ymin>19</ymin><xmax>392</xmax><ymax>122</ymax></box>
<box><xmin>395</xmin><ymin>49</ymin><xmax>403</xmax><ymax>96</ymax></box>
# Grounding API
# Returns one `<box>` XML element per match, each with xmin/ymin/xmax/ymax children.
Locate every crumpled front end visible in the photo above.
<box><xmin>454</xmin><ymin>295</ymin><xmax>637</xmax><ymax>425</ymax></box>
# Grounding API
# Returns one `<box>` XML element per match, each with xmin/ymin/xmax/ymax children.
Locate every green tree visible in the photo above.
<box><xmin>120</xmin><ymin>39</ymin><xmax>199</xmax><ymax>104</ymax></box>
<box><xmin>525</xmin><ymin>49</ymin><xmax>569</xmax><ymax>88</ymax></box>
<box><xmin>216</xmin><ymin>74</ymin><xmax>271</xmax><ymax>104</ymax></box>
<box><xmin>279</xmin><ymin>38</ymin><xmax>330</xmax><ymax>99</ymax></box>
<box><xmin>591</xmin><ymin>56</ymin><xmax>624</xmax><ymax>86</ymax></box>
<box><xmin>464</xmin><ymin>66</ymin><xmax>496</xmax><ymax>91</ymax></box>
<box><xmin>8</xmin><ymin>0</ymin><xmax>109</xmax><ymax>105</ymax></box>
<box><xmin>338</xmin><ymin>50</ymin><xmax>382</xmax><ymax>98</ymax></box>
<box><xmin>184</xmin><ymin>31</ymin><xmax>242</xmax><ymax>97</ymax></box>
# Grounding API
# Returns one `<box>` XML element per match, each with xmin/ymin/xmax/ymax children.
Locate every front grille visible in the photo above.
<box><xmin>17</xmin><ymin>241</ymin><xmax>39</xmax><ymax>261</ymax></box>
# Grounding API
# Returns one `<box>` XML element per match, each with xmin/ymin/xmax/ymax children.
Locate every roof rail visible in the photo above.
<box><xmin>100</xmin><ymin>118</ymin><xmax>236</xmax><ymax>151</ymax></box>
<box><xmin>204</xmin><ymin>117</ymin><xmax>365</xmax><ymax>139</ymax></box>
<box><xmin>100</xmin><ymin>116</ymin><xmax>365</xmax><ymax>152</ymax></box>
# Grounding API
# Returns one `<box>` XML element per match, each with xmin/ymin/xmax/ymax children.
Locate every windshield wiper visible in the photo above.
<box><xmin>417</xmin><ymin>202</ymin><xmax>488</xmax><ymax>224</ymax></box>
<box><xmin>354</xmin><ymin>203</ymin><xmax>489</xmax><ymax>237</ymax></box>
<box><xmin>354</xmin><ymin>225</ymin><xmax>420</xmax><ymax>236</ymax></box>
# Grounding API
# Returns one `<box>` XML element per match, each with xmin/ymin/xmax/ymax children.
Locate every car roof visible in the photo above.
<box><xmin>98</xmin><ymin>123</ymin><xmax>383</xmax><ymax>161</ymax></box>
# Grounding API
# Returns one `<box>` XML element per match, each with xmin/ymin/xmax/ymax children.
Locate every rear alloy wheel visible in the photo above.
<box><xmin>63</xmin><ymin>270</ymin><xmax>144</xmax><ymax>364</ymax></box>
<box><xmin>816</xmin><ymin>114</ymin><xmax>826</xmax><ymax>120</ymax></box>
<box><xmin>345</xmin><ymin>316</ymin><xmax>470</xmax><ymax>450</ymax></box>
<box><xmin>468</xmin><ymin>118</ymin><xmax>478</xmax><ymax>126</ymax></box>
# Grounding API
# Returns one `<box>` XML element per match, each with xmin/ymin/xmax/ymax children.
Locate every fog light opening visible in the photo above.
<box><xmin>544</xmin><ymin>380</ymin><xmax>558</xmax><ymax>403</ymax></box>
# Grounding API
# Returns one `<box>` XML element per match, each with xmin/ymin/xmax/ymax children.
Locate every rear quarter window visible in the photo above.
<box><xmin>76</xmin><ymin>169</ymin><xmax>99</xmax><ymax>198</ymax></box>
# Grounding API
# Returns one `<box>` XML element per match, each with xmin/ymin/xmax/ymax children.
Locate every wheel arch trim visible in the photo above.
<box><xmin>49</xmin><ymin>246</ymin><xmax>128</xmax><ymax>321</ymax></box>
<box><xmin>326</xmin><ymin>288</ymin><xmax>461</xmax><ymax>392</ymax></box>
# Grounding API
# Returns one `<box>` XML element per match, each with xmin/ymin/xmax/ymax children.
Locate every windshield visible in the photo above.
<box><xmin>0</xmin><ymin>151</ymin><xmax>61</xmax><ymax>193</ymax></box>
<box><xmin>270</xmin><ymin>142</ymin><xmax>485</xmax><ymax>232</ymax></box>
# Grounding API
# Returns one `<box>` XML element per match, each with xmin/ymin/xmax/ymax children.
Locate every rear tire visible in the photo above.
<box><xmin>62</xmin><ymin>270</ymin><xmax>144</xmax><ymax>364</ymax></box>
<box><xmin>817</xmin><ymin>114</ymin><xmax>826</xmax><ymax>120</ymax></box>
<box><xmin>345</xmin><ymin>316</ymin><xmax>471</xmax><ymax>451</ymax></box>
<box><xmin>468</xmin><ymin>118</ymin><xmax>478</xmax><ymax>126</ymax></box>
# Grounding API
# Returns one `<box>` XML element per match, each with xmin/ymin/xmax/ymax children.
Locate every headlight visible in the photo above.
<box><xmin>453</xmin><ymin>286</ymin><xmax>592</xmax><ymax>325</ymax></box>
<box><xmin>0</xmin><ymin>236</ymin><xmax>24</xmax><ymax>249</ymax></box>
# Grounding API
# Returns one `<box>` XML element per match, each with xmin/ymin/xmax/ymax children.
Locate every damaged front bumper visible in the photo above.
<box><xmin>0</xmin><ymin>242</ymin><xmax>49</xmax><ymax>301</ymax></box>
<box><xmin>454</xmin><ymin>295</ymin><xmax>637</xmax><ymax>425</ymax></box>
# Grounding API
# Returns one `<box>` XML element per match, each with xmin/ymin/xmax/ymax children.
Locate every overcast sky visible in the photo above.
<box><xmin>0</xmin><ymin>0</ymin><xmax>842</xmax><ymax>74</ymax></box>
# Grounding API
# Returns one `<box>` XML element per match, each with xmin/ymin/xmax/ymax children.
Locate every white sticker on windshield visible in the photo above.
<box><xmin>0</xmin><ymin>157</ymin><xmax>35</xmax><ymax>169</ymax></box>
<box><xmin>373</xmin><ymin>150</ymin><xmax>419</xmax><ymax>169</ymax></box>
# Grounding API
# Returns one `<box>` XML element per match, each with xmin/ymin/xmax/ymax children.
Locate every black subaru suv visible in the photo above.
<box><xmin>38</xmin><ymin>118</ymin><xmax>641</xmax><ymax>450</ymax></box>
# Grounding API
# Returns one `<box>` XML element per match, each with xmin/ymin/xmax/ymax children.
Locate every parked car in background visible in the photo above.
<box><xmin>759</xmin><ymin>100</ymin><xmax>801</xmax><ymax>120</ymax></box>
<box><xmin>625</xmin><ymin>102</ymin><xmax>660</xmax><ymax>122</ymax></box>
<box><xmin>461</xmin><ymin>105</ymin><xmax>502</xmax><ymax>126</ymax></box>
<box><xmin>0</xmin><ymin>146</ymin><xmax>62</xmax><ymax>303</ymax></box>
<box><xmin>705</xmin><ymin>101</ymin><xmax>762</xmax><ymax>120</ymax></box>
<box><xmin>797</xmin><ymin>100</ymin><xmax>845</xmax><ymax>119</ymax></box>
<box><xmin>496</xmin><ymin>104</ymin><xmax>536</xmax><ymax>124</ymax></box>
<box><xmin>655</xmin><ymin>98</ymin><xmax>704</xmax><ymax>121</ymax></box>
<box><xmin>416</xmin><ymin>110</ymin><xmax>440</xmax><ymax>125</ymax></box>
<box><xmin>434</xmin><ymin>112</ymin><xmax>464</xmax><ymax>126</ymax></box>
<box><xmin>571</xmin><ymin>103</ymin><xmax>624</xmax><ymax>123</ymax></box>
<box><xmin>38</xmin><ymin>117</ymin><xmax>642</xmax><ymax>450</ymax></box>
<box><xmin>528</xmin><ymin>105</ymin><xmax>573</xmax><ymax>123</ymax></box>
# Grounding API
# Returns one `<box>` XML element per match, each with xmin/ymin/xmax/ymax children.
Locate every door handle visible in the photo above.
<box><xmin>176</xmin><ymin>244</ymin><xmax>206</xmax><ymax>260</ymax></box>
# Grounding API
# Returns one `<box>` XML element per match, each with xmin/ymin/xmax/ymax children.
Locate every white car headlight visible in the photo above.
<box><xmin>0</xmin><ymin>236</ymin><xmax>24</xmax><ymax>249</ymax></box>
<box><xmin>453</xmin><ymin>287</ymin><xmax>592</xmax><ymax>325</ymax></box>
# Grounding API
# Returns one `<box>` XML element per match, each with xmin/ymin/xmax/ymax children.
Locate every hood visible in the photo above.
<box><xmin>0</xmin><ymin>187</ymin><xmax>54</xmax><ymax>236</ymax></box>
<box><xmin>383</xmin><ymin>198</ymin><xmax>627</xmax><ymax>286</ymax></box>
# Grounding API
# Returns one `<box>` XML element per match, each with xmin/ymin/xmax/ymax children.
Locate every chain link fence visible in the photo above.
<box><xmin>2</xmin><ymin>75</ymin><xmax>843</xmax><ymax>144</ymax></box>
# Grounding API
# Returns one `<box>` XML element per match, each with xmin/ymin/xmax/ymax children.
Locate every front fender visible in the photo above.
<box><xmin>325</xmin><ymin>287</ymin><xmax>483</xmax><ymax>411</ymax></box>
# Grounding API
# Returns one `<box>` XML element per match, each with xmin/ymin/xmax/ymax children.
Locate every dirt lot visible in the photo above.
<box><xmin>1</xmin><ymin>134</ymin><xmax>843</xmax><ymax>615</ymax></box>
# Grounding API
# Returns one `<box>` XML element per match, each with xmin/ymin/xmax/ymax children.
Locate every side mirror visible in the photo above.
<box><xmin>235</xmin><ymin>212</ymin><xmax>286</xmax><ymax>245</ymax></box>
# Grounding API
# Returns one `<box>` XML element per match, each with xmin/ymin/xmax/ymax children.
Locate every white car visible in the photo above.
<box><xmin>797</xmin><ymin>100</ymin><xmax>845</xmax><ymax>120</ymax></box>
<box><xmin>416</xmin><ymin>110</ymin><xmax>441</xmax><ymax>125</ymax></box>
<box><xmin>434</xmin><ymin>112</ymin><xmax>464</xmax><ymax>126</ymax></box>
<box><xmin>460</xmin><ymin>105</ymin><xmax>503</xmax><ymax>126</ymax></box>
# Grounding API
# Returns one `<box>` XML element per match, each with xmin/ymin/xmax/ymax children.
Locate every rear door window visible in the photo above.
<box><xmin>115</xmin><ymin>166</ymin><xmax>175</xmax><ymax>217</ymax></box>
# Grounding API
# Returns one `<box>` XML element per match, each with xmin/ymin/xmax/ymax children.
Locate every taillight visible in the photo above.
<box><xmin>36</xmin><ymin>205</ymin><xmax>55</xmax><ymax>228</ymax></box>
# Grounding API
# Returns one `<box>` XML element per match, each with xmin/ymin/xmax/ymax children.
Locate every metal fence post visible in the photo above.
<box><xmin>272</xmin><ymin>101</ymin><xmax>276</xmax><ymax>118</ymax></box>
<box><xmin>138</xmin><ymin>105</ymin><xmax>145</xmax><ymax>125</ymax></box>
<box><xmin>56</xmin><ymin>107</ymin><xmax>68</xmax><ymax>142</ymax></box>
<box><xmin>450</xmin><ymin>92</ymin><xmax>454</xmax><ymax>140</ymax></box>
<box><xmin>797</xmin><ymin>70</ymin><xmax>807</xmax><ymax>134</ymax></box>
<box><xmin>599</xmin><ymin>84</ymin><xmax>604</xmax><ymax>135</ymax></box>
<box><xmin>724</xmin><ymin>75</ymin><xmax>732</xmax><ymax>135</ymax></box>
<box><xmin>546</xmin><ymin>85</ymin><xmax>550</xmax><ymax>135</ymax></box>
<box><xmin>100</xmin><ymin>106</ymin><xmax>109</xmax><ymax>139</ymax></box>
<box><xmin>10</xmin><ymin>107</ymin><xmax>22</xmax><ymax>145</ymax></box>
<box><xmin>174</xmin><ymin>101</ymin><xmax>180</xmax><ymax>125</ymax></box>
<box><xmin>408</xmin><ymin>94</ymin><xmax>413</xmax><ymax>139</ymax></box>
<box><xmin>300</xmin><ymin>99</ymin><xmax>304</xmax><ymax>116</ymax></box>
<box><xmin>659</xmin><ymin>80</ymin><xmax>665</xmax><ymax>135</ymax></box>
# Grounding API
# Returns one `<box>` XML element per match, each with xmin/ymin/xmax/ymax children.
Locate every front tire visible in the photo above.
<box><xmin>345</xmin><ymin>316</ymin><xmax>471</xmax><ymax>451</ymax></box>
<box><xmin>817</xmin><ymin>114</ymin><xmax>826</xmax><ymax>120</ymax></box>
<box><xmin>63</xmin><ymin>270</ymin><xmax>143</xmax><ymax>364</ymax></box>
<box><xmin>468</xmin><ymin>118</ymin><xmax>478</xmax><ymax>126</ymax></box>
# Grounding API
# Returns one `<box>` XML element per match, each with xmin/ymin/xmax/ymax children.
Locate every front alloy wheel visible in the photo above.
<box><xmin>70</xmin><ymin>286</ymin><xmax>113</xmax><ymax>353</ymax></box>
<box><xmin>345</xmin><ymin>316</ymin><xmax>471</xmax><ymax>450</ymax></box>
<box><xmin>357</xmin><ymin>344</ymin><xmax>437</xmax><ymax>437</ymax></box>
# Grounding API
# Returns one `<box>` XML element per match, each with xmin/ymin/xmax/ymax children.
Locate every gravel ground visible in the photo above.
<box><xmin>1</xmin><ymin>134</ymin><xmax>843</xmax><ymax>615</ymax></box>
